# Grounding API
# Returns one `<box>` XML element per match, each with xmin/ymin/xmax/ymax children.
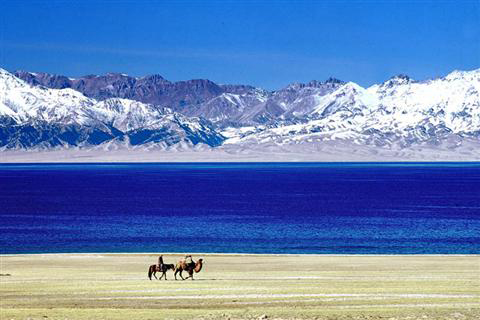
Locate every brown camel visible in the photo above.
<box><xmin>174</xmin><ymin>258</ymin><xmax>204</xmax><ymax>280</ymax></box>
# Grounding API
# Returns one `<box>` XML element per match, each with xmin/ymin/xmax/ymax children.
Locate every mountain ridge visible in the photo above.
<box><xmin>0</xmin><ymin>69</ymin><xmax>225</xmax><ymax>149</ymax></box>
<box><xmin>2</xmin><ymin>67</ymin><xmax>480</xmax><ymax>160</ymax></box>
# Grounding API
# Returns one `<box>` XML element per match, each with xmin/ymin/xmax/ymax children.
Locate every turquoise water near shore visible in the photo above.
<box><xmin>1</xmin><ymin>163</ymin><xmax>479</xmax><ymax>254</ymax></box>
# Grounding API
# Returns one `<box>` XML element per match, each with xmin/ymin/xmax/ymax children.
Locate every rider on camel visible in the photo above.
<box><xmin>184</xmin><ymin>254</ymin><xmax>194</xmax><ymax>269</ymax></box>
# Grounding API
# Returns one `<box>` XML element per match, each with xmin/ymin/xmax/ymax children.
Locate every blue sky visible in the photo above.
<box><xmin>1</xmin><ymin>0</ymin><xmax>479</xmax><ymax>89</ymax></box>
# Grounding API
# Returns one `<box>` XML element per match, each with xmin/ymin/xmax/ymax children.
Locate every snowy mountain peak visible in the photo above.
<box><xmin>445</xmin><ymin>68</ymin><xmax>480</xmax><ymax>81</ymax></box>
<box><xmin>382</xmin><ymin>74</ymin><xmax>413</xmax><ymax>87</ymax></box>
<box><xmin>1</xmin><ymin>68</ymin><xmax>26</xmax><ymax>84</ymax></box>
<box><xmin>341</xmin><ymin>81</ymin><xmax>365</xmax><ymax>93</ymax></box>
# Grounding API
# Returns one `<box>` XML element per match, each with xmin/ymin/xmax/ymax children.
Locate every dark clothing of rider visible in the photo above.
<box><xmin>185</xmin><ymin>255</ymin><xmax>194</xmax><ymax>268</ymax></box>
<box><xmin>158</xmin><ymin>255</ymin><xmax>164</xmax><ymax>270</ymax></box>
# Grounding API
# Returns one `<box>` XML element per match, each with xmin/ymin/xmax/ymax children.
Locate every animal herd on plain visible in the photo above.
<box><xmin>148</xmin><ymin>255</ymin><xmax>204</xmax><ymax>280</ymax></box>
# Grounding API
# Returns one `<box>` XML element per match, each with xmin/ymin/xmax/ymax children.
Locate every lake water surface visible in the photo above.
<box><xmin>1</xmin><ymin>163</ymin><xmax>479</xmax><ymax>254</ymax></box>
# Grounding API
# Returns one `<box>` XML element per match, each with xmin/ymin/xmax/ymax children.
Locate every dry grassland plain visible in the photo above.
<box><xmin>1</xmin><ymin>254</ymin><xmax>479</xmax><ymax>320</ymax></box>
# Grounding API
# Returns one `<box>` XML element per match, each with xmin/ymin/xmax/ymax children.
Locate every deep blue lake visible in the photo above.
<box><xmin>0</xmin><ymin>162</ymin><xmax>479</xmax><ymax>254</ymax></box>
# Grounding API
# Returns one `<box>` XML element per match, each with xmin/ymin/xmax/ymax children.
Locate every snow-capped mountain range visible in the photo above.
<box><xmin>224</xmin><ymin>70</ymin><xmax>480</xmax><ymax>151</ymax></box>
<box><xmin>2</xmin><ymin>67</ymin><xmax>479</xmax><ymax>158</ymax></box>
<box><xmin>0</xmin><ymin>69</ymin><xmax>224</xmax><ymax>149</ymax></box>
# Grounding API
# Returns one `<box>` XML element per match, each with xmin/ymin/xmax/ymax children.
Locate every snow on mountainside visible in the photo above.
<box><xmin>14</xmin><ymin>70</ymin><xmax>246</xmax><ymax>116</ymax></box>
<box><xmin>0</xmin><ymin>69</ymin><xmax>95</xmax><ymax>124</ymax></box>
<box><xmin>0</xmin><ymin>69</ymin><xmax>224</xmax><ymax>149</ymax></box>
<box><xmin>185</xmin><ymin>90</ymin><xmax>269</xmax><ymax>125</ymax></box>
<box><xmin>14</xmin><ymin>69</ymin><xmax>345</xmax><ymax>126</ymax></box>
<box><xmin>3</xmin><ymin>67</ymin><xmax>480</xmax><ymax>156</ymax></box>
<box><xmin>234</xmin><ymin>78</ymin><xmax>345</xmax><ymax>125</ymax></box>
<box><xmin>223</xmin><ymin>69</ymin><xmax>480</xmax><ymax>150</ymax></box>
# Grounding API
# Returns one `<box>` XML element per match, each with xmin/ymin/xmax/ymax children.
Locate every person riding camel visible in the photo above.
<box><xmin>184</xmin><ymin>255</ymin><xmax>194</xmax><ymax>269</ymax></box>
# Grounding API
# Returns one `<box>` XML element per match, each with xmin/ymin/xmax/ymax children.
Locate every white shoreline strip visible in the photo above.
<box><xmin>2</xmin><ymin>253</ymin><xmax>479</xmax><ymax>257</ymax></box>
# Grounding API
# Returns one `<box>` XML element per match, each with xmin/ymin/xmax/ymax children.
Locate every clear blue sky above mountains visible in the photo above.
<box><xmin>1</xmin><ymin>0</ymin><xmax>478</xmax><ymax>90</ymax></box>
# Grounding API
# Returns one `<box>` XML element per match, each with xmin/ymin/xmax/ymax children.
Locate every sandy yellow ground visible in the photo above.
<box><xmin>0</xmin><ymin>254</ymin><xmax>478</xmax><ymax>320</ymax></box>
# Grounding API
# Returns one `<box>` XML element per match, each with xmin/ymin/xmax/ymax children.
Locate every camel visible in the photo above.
<box><xmin>148</xmin><ymin>263</ymin><xmax>175</xmax><ymax>280</ymax></box>
<box><xmin>174</xmin><ymin>257</ymin><xmax>204</xmax><ymax>280</ymax></box>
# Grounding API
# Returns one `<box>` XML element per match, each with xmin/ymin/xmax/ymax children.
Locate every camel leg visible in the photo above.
<box><xmin>174</xmin><ymin>268</ymin><xmax>185</xmax><ymax>280</ymax></box>
<box><xmin>183</xmin><ymin>270</ymin><xmax>193</xmax><ymax>280</ymax></box>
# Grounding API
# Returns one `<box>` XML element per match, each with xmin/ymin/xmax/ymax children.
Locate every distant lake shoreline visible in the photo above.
<box><xmin>1</xmin><ymin>161</ymin><xmax>480</xmax><ymax>168</ymax></box>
